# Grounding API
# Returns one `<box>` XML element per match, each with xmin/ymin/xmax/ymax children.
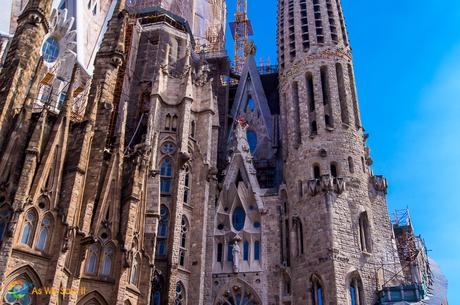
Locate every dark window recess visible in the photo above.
<box><xmin>311</xmin><ymin>121</ymin><xmax>318</xmax><ymax>135</ymax></box>
<box><xmin>254</xmin><ymin>160</ymin><xmax>277</xmax><ymax>189</ymax></box>
<box><xmin>217</xmin><ymin>243</ymin><xmax>223</xmax><ymax>262</ymax></box>
<box><xmin>330</xmin><ymin>163</ymin><xmax>338</xmax><ymax>177</ymax></box>
<box><xmin>306</xmin><ymin>72</ymin><xmax>315</xmax><ymax>112</ymax></box>
<box><xmin>313</xmin><ymin>165</ymin><xmax>321</xmax><ymax>179</ymax></box>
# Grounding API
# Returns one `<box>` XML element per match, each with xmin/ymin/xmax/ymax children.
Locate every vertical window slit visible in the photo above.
<box><xmin>348</xmin><ymin>64</ymin><xmax>361</xmax><ymax>129</ymax></box>
<box><xmin>336</xmin><ymin>63</ymin><xmax>350</xmax><ymax>125</ymax></box>
<box><xmin>292</xmin><ymin>82</ymin><xmax>301</xmax><ymax>146</ymax></box>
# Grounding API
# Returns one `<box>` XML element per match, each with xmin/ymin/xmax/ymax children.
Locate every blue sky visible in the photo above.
<box><xmin>226</xmin><ymin>0</ymin><xmax>460</xmax><ymax>302</ymax></box>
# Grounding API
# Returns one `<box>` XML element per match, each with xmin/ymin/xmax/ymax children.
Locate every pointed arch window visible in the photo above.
<box><xmin>175</xmin><ymin>282</ymin><xmax>186</xmax><ymax>305</ymax></box>
<box><xmin>179</xmin><ymin>216</ymin><xmax>188</xmax><ymax>267</ymax></box>
<box><xmin>153</xmin><ymin>291</ymin><xmax>161</xmax><ymax>305</ymax></box>
<box><xmin>349</xmin><ymin>274</ymin><xmax>364</xmax><ymax>305</ymax></box>
<box><xmin>183</xmin><ymin>168</ymin><xmax>190</xmax><ymax>204</ymax></box>
<box><xmin>172</xmin><ymin>115</ymin><xmax>178</xmax><ymax>132</ymax></box>
<box><xmin>243</xmin><ymin>240</ymin><xmax>250</xmax><ymax>261</ymax></box>
<box><xmin>101</xmin><ymin>245</ymin><xmax>114</xmax><ymax>276</ymax></box>
<box><xmin>165</xmin><ymin>114</ymin><xmax>172</xmax><ymax>130</ymax></box>
<box><xmin>156</xmin><ymin>206</ymin><xmax>169</xmax><ymax>257</ymax></box>
<box><xmin>36</xmin><ymin>215</ymin><xmax>52</xmax><ymax>251</ymax></box>
<box><xmin>293</xmin><ymin>218</ymin><xmax>304</xmax><ymax>256</ymax></box>
<box><xmin>217</xmin><ymin>242</ymin><xmax>223</xmax><ymax>262</ymax></box>
<box><xmin>311</xmin><ymin>275</ymin><xmax>325</xmax><ymax>305</ymax></box>
<box><xmin>359</xmin><ymin>212</ymin><xmax>372</xmax><ymax>253</ymax></box>
<box><xmin>160</xmin><ymin>158</ymin><xmax>173</xmax><ymax>194</ymax></box>
<box><xmin>130</xmin><ymin>255</ymin><xmax>140</xmax><ymax>286</ymax></box>
<box><xmin>21</xmin><ymin>210</ymin><xmax>37</xmax><ymax>246</ymax></box>
<box><xmin>227</xmin><ymin>242</ymin><xmax>233</xmax><ymax>262</ymax></box>
<box><xmin>254</xmin><ymin>241</ymin><xmax>260</xmax><ymax>261</ymax></box>
<box><xmin>152</xmin><ymin>272</ymin><xmax>162</xmax><ymax>305</ymax></box>
<box><xmin>246</xmin><ymin>96</ymin><xmax>255</xmax><ymax>112</ymax></box>
<box><xmin>86</xmin><ymin>244</ymin><xmax>99</xmax><ymax>274</ymax></box>
<box><xmin>190</xmin><ymin>120</ymin><xmax>196</xmax><ymax>138</ymax></box>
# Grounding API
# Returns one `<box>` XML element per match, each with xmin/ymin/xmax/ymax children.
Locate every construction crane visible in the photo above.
<box><xmin>230</xmin><ymin>0</ymin><xmax>253</xmax><ymax>74</ymax></box>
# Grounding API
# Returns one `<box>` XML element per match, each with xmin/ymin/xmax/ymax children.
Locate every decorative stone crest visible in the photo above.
<box><xmin>371</xmin><ymin>175</ymin><xmax>388</xmax><ymax>194</ymax></box>
<box><xmin>307</xmin><ymin>175</ymin><xmax>347</xmax><ymax>196</ymax></box>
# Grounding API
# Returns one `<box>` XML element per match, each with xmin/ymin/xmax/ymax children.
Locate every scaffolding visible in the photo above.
<box><xmin>230</xmin><ymin>0</ymin><xmax>253</xmax><ymax>74</ymax></box>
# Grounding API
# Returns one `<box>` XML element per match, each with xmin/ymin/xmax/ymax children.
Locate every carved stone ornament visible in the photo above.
<box><xmin>371</xmin><ymin>175</ymin><xmax>388</xmax><ymax>194</ymax></box>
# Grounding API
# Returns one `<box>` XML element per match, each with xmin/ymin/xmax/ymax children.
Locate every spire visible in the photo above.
<box><xmin>0</xmin><ymin>0</ymin><xmax>53</xmax><ymax>150</ymax></box>
<box><xmin>97</xmin><ymin>0</ymin><xmax>127</xmax><ymax>66</ymax></box>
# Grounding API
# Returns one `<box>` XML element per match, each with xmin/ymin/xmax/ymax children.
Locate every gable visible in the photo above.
<box><xmin>229</xmin><ymin>55</ymin><xmax>274</xmax><ymax>147</ymax></box>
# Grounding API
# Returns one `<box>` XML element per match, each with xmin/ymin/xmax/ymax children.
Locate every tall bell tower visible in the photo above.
<box><xmin>277</xmin><ymin>0</ymin><xmax>402</xmax><ymax>304</ymax></box>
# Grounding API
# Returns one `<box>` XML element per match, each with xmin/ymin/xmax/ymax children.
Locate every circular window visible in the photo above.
<box><xmin>217</xmin><ymin>224</ymin><xmax>224</xmax><ymax>230</ymax></box>
<box><xmin>232</xmin><ymin>207</ymin><xmax>246</xmax><ymax>231</ymax></box>
<box><xmin>161</xmin><ymin>142</ymin><xmax>176</xmax><ymax>154</ymax></box>
<box><xmin>253</xmin><ymin>222</ymin><xmax>261</xmax><ymax>229</ymax></box>
<box><xmin>41</xmin><ymin>37</ymin><xmax>60</xmax><ymax>63</ymax></box>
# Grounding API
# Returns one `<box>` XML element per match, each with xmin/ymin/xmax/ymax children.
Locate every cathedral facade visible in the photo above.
<box><xmin>0</xmin><ymin>0</ymin><xmax>444</xmax><ymax>305</ymax></box>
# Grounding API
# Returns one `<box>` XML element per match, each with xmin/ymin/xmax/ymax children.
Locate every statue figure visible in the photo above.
<box><xmin>232</xmin><ymin>241</ymin><xmax>241</xmax><ymax>273</ymax></box>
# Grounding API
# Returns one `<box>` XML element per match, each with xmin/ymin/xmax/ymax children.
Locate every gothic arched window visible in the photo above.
<box><xmin>254</xmin><ymin>241</ymin><xmax>260</xmax><ymax>261</ymax></box>
<box><xmin>190</xmin><ymin>120</ymin><xmax>196</xmax><ymax>138</ymax></box>
<box><xmin>175</xmin><ymin>282</ymin><xmax>186</xmax><ymax>305</ymax></box>
<box><xmin>153</xmin><ymin>291</ymin><xmax>161</xmax><ymax>305</ymax></box>
<box><xmin>311</xmin><ymin>275</ymin><xmax>325</xmax><ymax>305</ymax></box>
<box><xmin>293</xmin><ymin>218</ymin><xmax>304</xmax><ymax>256</ymax></box>
<box><xmin>246</xmin><ymin>96</ymin><xmax>255</xmax><ymax>112</ymax></box>
<box><xmin>172</xmin><ymin>115</ymin><xmax>178</xmax><ymax>132</ymax></box>
<box><xmin>243</xmin><ymin>241</ymin><xmax>249</xmax><ymax>261</ymax></box>
<box><xmin>183</xmin><ymin>169</ymin><xmax>190</xmax><ymax>205</ymax></box>
<box><xmin>165</xmin><ymin>114</ymin><xmax>172</xmax><ymax>130</ymax></box>
<box><xmin>160</xmin><ymin>158</ymin><xmax>173</xmax><ymax>194</ymax></box>
<box><xmin>156</xmin><ymin>206</ymin><xmax>169</xmax><ymax>257</ymax></box>
<box><xmin>20</xmin><ymin>210</ymin><xmax>37</xmax><ymax>246</ymax></box>
<box><xmin>179</xmin><ymin>216</ymin><xmax>188</xmax><ymax>267</ymax></box>
<box><xmin>101</xmin><ymin>245</ymin><xmax>114</xmax><ymax>276</ymax></box>
<box><xmin>217</xmin><ymin>243</ymin><xmax>223</xmax><ymax>262</ymax></box>
<box><xmin>232</xmin><ymin>207</ymin><xmax>246</xmax><ymax>231</ymax></box>
<box><xmin>227</xmin><ymin>243</ymin><xmax>233</xmax><ymax>262</ymax></box>
<box><xmin>359</xmin><ymin>212</ymin><xmax>372</xmax><ymax>253</ymax></box>
<box><xmin>36</xmin><ymin>214</ymin><xmax>52</xmax><ymax>251</ymax></box>
<box><xmin>130</xmin><ymin>255</ymin><xmax>140</xmax><ymax>286</ymax></box>
<box><xmin>86</xmin><ymin>244</ymin><xmax>99</xmax><ymax>274</ymax></box>
<box><xmin>348</xmin><ymin>273</ymin><xmax>364</xmax><ymax>305</ymax></box>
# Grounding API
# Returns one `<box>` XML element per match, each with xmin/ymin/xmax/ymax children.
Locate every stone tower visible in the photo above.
<box><xmin>277</xmin><ymin>0</ymin><xmax>402</xmax><ymax>304</ymax></box>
